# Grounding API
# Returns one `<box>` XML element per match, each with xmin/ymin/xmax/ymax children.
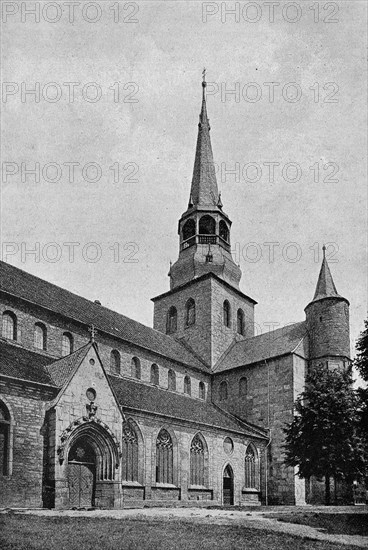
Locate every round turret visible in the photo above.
<box><xmin>305</xmin><ymin>247</ymin><xmax>350</xmax><ymax>363</ymax></box>
<box><xmin>305</xmin><ymin>297</ymin><xmax>350</xmax><ymax>360</ymax></box>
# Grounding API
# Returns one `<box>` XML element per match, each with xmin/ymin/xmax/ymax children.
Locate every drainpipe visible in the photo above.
<box><xmin>265</xmin><ymin>430</ymin><xmax>272</xmax><ymax>506</ymax></box>
<box><xmin>264</xmin><ymin>359</ymin><xmax>272</xmax><ymax>506</ymax></box>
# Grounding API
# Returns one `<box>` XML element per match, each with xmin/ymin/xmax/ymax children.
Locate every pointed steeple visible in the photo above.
<box><xmin>312</xmin><ymin>245</ymin><xmax>342</xmax><ymax>302</ymax></box>
<box><xmin>189</xmin><ymin>70</ymin><xmax>219</xmax><ymax>207</ymax></box>
<box><xmin>168</xmin><ymin>72</ymin><xmax>242</xmax><ymax>291</ymax></box>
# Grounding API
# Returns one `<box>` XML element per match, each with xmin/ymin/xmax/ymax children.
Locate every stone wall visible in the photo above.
<box><xmin>305</xmin><ymin>298</ymin><xmax>350</xmax><ymax>360</ymax></box>
<box><xmin>98</xmin><ymin>338</ymin><xmax>211</xmax><ymax>401</ymax></box>
<box><xmin>0</xmin><ymin>380</ymin><xmax>55</xmax><ymax>508</ymax></box>
<box><xmin>153</xmin><ymin>277</ymin><xmax>214</xmax><ymax>366</ymax></box>
<box><xmin>0</xmin><ymin>371</ymin><xmax>266</xmax><ymax>508</ymax></box>
<box><xmin>123</xmin><ymin>410</ymin><xmax>266</xmax><ymax>507</ymax></box>
<box><xmin>0</xmin><ymin>293</ymin><xmax>86</xmax><ymax>360</ymax></box>
<box><xmin>51</xmin><ymin>345</ymin><xmax>124</xmax><ymax>509</ymax></box>
<box><xmin>212</xmin><ymin>353</ymin><xmax>307</xmax><ymax>504</ymax></box>
<box><xmin>153</xmin><ymin>276</ymin><xmax>255</xmax><ymax>367</ymax></box>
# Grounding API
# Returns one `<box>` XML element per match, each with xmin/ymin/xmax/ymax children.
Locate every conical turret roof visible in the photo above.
<box><xmin>311</xmin><ymin>246</ymin><xmax>344</xmax><ymax>302</ymax></box>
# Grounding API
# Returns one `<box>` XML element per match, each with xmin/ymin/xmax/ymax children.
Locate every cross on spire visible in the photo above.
<box><xmin>88</xmin><ymin>324</ymin><xmax>98</xmax><ymax>343</ymax></box>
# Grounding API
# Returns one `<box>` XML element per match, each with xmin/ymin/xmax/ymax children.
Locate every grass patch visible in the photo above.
<box><xmin>265</xmin><ymin>512</ymin><xmax>368</xmax><ymax>536</ymax></box>
<box><xmin>0</xmin><ymin>514</ymin><xmax>362</xmax><ymax>550</ymax></box>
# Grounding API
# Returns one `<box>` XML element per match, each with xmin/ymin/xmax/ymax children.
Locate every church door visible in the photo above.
<box><xmin>67</xmin><ymin>438</ymin><xmax>96</xmax><ymax>508</ymax></box>
<box><xmin>223</xmin><ymin>465</ymin><xmax>234</xmax><ymax>505</ymax></box>
<box><xmin>67</xmin><ymin>463</ymin><xmax>95</xmax><ymax>507</ymax></box>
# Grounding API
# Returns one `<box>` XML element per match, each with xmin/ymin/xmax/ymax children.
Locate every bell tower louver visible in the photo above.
<box><xmin>152</xmin><ymin>74</ymin><xmax>256</xmax><ymax>368</ymax></box>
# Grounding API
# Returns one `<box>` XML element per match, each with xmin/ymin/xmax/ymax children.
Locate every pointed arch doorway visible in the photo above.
<box><xmin>67</xmin><ymin>436</ymin><xmax>96</xmax><ymax>508</ymax></box>
<box><xmin>223</xmin><ymin>464</ymin><xmax>234</xmax><ymax>505</ymax></box>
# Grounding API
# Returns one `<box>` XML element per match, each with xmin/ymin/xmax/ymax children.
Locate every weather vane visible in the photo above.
<box><xmin>202</xmin><ymin>67</ymin><xmax>206</xmax><ymax>82</ymax></box>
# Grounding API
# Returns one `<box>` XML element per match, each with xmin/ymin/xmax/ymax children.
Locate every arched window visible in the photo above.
<box><xmin>237</xmin><ymin>309</ymin><xmax>245</xmax><ymax>335</ymax></box>
<box><xmin>62</xmin><ymin>332</ymin><xmax>73</xmax><ymax>356</ymax></box>
<box><xmin>199</xmin><ymin>215</ymin><xmax>216</xmax><ymax>235</ymax></box>
<box><xmin>182</xmin><ymin>219</ymin><xmax>196</xmax><ymax>241</ymax></box>
<box><xmin>168</xmin><ymin>369</ymin><xmax>176</xmax><ymax>391</ymax></box>
<box><xmin>239</xmin><ymin>377</ymin><xmax>248</xmax><ymax>397</ymax></box>
<box><xmin>151</xmin><ymin>364</ymin><xmax>159</xmax><ymax>385</ymax></box>
<box><xmin>110</xmin><ymin>350</ymin><xmax>121</xmax><ymax>375</ymax></box>
<box><xmin>219</xmin><ymin>380</ymin><xmax>228</xmax><ymax>401</ymax></box>
<box><xmin>0</xmin><ymin>401</ymin><xmax>10</xmax><ymax>476</ymax></box>
<box><xmin>131</xmin><ymin>357</ymin><xmax>141</xmax><ymax>379</ymax></box>
<box><xmin>184</xmin><ymin>375</ymin><xmax>191</xmax><ymax>396</ymax></box>
<box><xmin>245</xmin><ymin>444</ymin><xmax>258</xmax><ymax>489</ymax></box>
<box><xmin>185</xmin><ymin>298</ymin><xmax>196</xmax><ymax>327</ymax></box>
<box><xmin>223</xmin><ymin>301</ymin><xmax>231</xmax><ymax>328</ymax></box>
<box><xmin>2</xmin><ymin>311</ymin><xmax>17</xmax><ymax>341</ymax></box>
<box><xmin>34</xmin><ymin>322</ymin><xmax>47</xmax><ymax>350</ymax></box>
<box><xmin>166</xmin><ymin>306</ymin><xmax>177</xmax><ymax>334</ymax></box>
<box><xmin>156</xmin><ymin>429</ymin><xmax>173</xmax><ymax>484</ymax></box>
<box><xmin>190</xmin><ymin>434</ymin><xmax>206</xmax><ymax>486</ymax></box>
<box><xmin>122</xmin><ymin>420</ymin><xmax>139</xmax><ymax>482</ymax></box>
<box><xmin>219</xmin><ymin>220</ymin><xmax>229</xmax><ymax>242</ymax></box>
<box><xmin>199</xmin><ymin>381</ymin><xmax>206</xmax><ymax>400</ymax></box>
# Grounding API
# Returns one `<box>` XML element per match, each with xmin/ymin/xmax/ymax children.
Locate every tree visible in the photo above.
<box><xmin>355</xmin><ymin>319</ymin><xmax>368</xmax><ymax>382</ymax></box>
<box><xmin>283</xmin><ymin>363</ymin><xmax>366</xmax><ymax>504</ymax></box>
<box><xmin>354</xmin><ymin>320</ymin><xmax>368</xmax><ymax>476</ymax></box>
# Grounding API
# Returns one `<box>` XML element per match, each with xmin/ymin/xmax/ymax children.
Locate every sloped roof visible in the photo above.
<box><xmin>311</xmin><ymin>254</ymin><xmax>344</xmax><ymax>303</ymax></box>
<box><xmin>0</xmin><ymin>340</ymin><xmax>56</xmax><ymax>386</ymax></box>
<box><xmin>214</xmin><ymin>322</ymin><xmax>307</xmax><ymax>373</ymax></box>
<box><xmin>0</xmin><ymin>339</ymin><xmax>266</xmax><ymax>438</ymax></box>
<box><xmin>0</xmin><ymin>261</ymin><xmax>208</xmax><ymax>372</ymax></box>
<box><xmin>110</xmin><ymin>375</ymin><xmax>267</xmax><ymax>438</ymax></box>
<box><xmin>45</xmin><ymin>344</ymin><xmax>90</xmax><ymax>387</ymax></box>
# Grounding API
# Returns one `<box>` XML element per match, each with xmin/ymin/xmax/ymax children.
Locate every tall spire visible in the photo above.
<box><xmin>168</xmin><ymin>73</ymin><xmax>242</xmax><ymax>291</ymax></box>
<box><xmin>189</xmin><ymin>70</ymin><xmax>219</xmax><ymax>208</ymax></box>
<box><xmin>312</xmin><ymin>245</ymin><xmax>342</xmax><ymax>301</ymax></box>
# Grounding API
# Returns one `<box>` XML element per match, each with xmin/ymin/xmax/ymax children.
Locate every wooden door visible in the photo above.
<box><xmin>68</xmin><ymin>462</ymin><xmax>95</xmax><ymax>508</ymax></box>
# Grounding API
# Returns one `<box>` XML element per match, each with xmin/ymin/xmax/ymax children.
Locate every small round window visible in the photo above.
<box><xmin>89</xmin><ymin>358</ymin><xmax>95</xmax><ymax>365</ymax></box>
<box><xmin>86</xmin><ymin>388</ymin><xmax>96</xmax><ymax>402</ymax></box>
<box><xmin>223</xmin><ymin>437</ymin><xmax>234</xmax><ymax>455</ymax></box>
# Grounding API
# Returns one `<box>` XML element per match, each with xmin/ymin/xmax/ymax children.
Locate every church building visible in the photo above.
<box><xmin>0</xmin><ymin>78</ymin><xmax>351</xmax><ymax>509</ymax></box>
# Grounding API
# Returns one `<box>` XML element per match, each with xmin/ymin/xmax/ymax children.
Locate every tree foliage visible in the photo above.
<box><xmin>283</xmin><ymin>363</ymin><xmax>366</xmax><ymax>504</ymax></box>
<box><xmin>354</xmin><ymin>319</ymin><xmax>368</xmax><ymax>455</ymax></box>
<box><xmin>355</xmin><ymin>320</ymin><xmax>368</xmax><ymax>382</ymax></box>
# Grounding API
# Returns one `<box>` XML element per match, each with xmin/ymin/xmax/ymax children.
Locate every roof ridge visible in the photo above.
<box><xmin>211</xmin><ymin>401</ymin><xmax>268</xmax><ymax>438</ymax></box>
<box><xmin>214</xmin><ymin>320</ymin><xmax>308</xmax><ymax>373</ymax></box>
<box><xmin>243</xmin><ymin>321</ymin><xmax>305</xmax><ymax>342</ymax></box>
<box><xmin>0</xmin><ymin>260</ymin><xmax>152</xmax><ymax>331</ymax></box>
<box><xmin>213</xmin><ymin>337</ymin><xmax>238</xmax><ymax>372</ymax></box>
<box><xmin>174</xmin><ymin>337</ymin><xmax>210</xmax><ymax>369</ymax></box>
<box><xmin>45</xmin><ymin>344</ymin><xmax>91</xmax><ymax>389</ymax></box>
<box><xmin>291</xmin><ymin>336</ymin><xmax>306</xmax><ymax>355</ymax></box>
<box><xmin>44</xmin><ymin>342</ymin><xmax>91</xmax><ymax>368</ymax></box>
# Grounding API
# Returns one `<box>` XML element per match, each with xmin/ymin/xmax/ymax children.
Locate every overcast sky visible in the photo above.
<box><xmin>1</xmin><ymin>1</ymin><xmax>367</xmax><ymax>360</ymax></box>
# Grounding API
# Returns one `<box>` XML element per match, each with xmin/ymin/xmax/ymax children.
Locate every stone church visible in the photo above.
<box><xmin>0</xmin><ymin>78</ymin><xmax>351</xmax><ymax>509</ymax></box>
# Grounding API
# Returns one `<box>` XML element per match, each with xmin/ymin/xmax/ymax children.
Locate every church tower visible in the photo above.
<box><xmin>305</xmin><ymin>246</ymin><xmax>351</xmax><ymax>370</ymax></box>
<box><xmin>152</xmin><ymin>75</ymin><xmax>256</xmax><ymax>367</ymax></box>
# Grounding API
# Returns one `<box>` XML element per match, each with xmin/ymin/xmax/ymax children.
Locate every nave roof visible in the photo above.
<box><xmin>0</xmin><ymin>260</ymin><xmax>209</xmax><ymax>372</ymax></box>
